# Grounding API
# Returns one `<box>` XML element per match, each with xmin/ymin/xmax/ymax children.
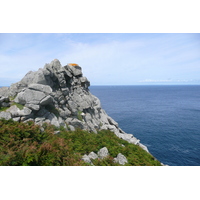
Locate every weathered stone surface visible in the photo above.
<box><xmin>59</xmin><ymin>108</ymin><xmax>71</xmax><ymax>118</ymax></box>
<box><xmin>20</xmin><ymin>71</ymin><xmax>37</xmax><ymax>86</ymax></box>
<box><xmin>80</xmin><ymin>77</ymin><xmax>90</xmax><ymax>88</ymax></box>
<box><xmin>66</xmin><ymin>118</ymin><xmax>85</xmax><ymax>129</ymax></box>
<box><xmin>4</xmin><ymin>105</ymin><xmax>32</xmax><ymax>121</ymax></box>
<box><xmin>46</xmin><ymin>113</ymin><xmax>60</xmax><ymax>127</ymax></box>
<box><xmin>36</xmin><ymin>108</ymin><xmax>49</xmax><ymax>117</ymax></box>
<box><xmin>68</xmin><ymin>100</ymin><xmax>77</xmax><ymax>113</ymax></box>
<box><xmin>113</xmin><ymin>153</ymin><xmax>128</xmax><ymax>165</ymax></box>
<box><xmin>0</xmin><ymin>96</ymin><xmax>9</xmax><ymax>103</ymax></box>
<box><xmin>84</xmin><ymin>113</ymin><xmax>92</xmax><ymax>122</ymax></box>
<box><xmin>88</xmin><ymin>152</ymin><xmax>98</xmax><ymax>160</ymax></box>
<box><xmin>81</xmin><ymin>154</ymin><xmax>92</xmax><ymax>164</ymax></box>
<box><xmin>0</xmin><ymin>87</ymin><xmax>10</xmax><ymax>97</ymax></box>
<box><xmin>138</xmin><ymin>143</ymin><xmax>149</xmax><ymax>153</ymax></box>
<box><xmin>107</xmin><ymin>116</ymin><xmax>118</xmax><ymax>127</ymax></box>
<box><xmin>35</xmin><ymin>117</ymin><xmax>45</xmax><ymax>123</ymax></box>
<box><xmin>14</xmin><ymin>89</ymin><xmax>46</xmax><ymax>105</ymax></box>
<box><xmin>67</xmin><ymin>64</ymin><xmax>82</xmax><ymax>76</ymax></box>
<box><xmin>13</xmin><ymin>117</ymin><xmax>20</xmax><ymax>122</ymax></box>
<box><xmin>1</xmin><ymin>102</ymin><xmax>10</xmax><ymax>107</ymax></box>
<box><xmin>19</xmin><ymin>107</ymin><xmax>32</xmax><ymax>116</ymax></box>
<box><xmin>0</xmin><ymin>111</ymin><xmax>11</xmax><ymax>120</ymax></box>
<box><xmin>28</xmin><ymin>84</ymin><xmax>52</xmax><ymax>94</ymax></box>
<box><xmin>119</xmin><ymin>133</ymin><xmax>140</xmax><ymax>145</ymax></box>
<box><xmin>25</xmin><ymin>104</ymin><xmax>40</xmax><ymax>111</ymax></box>
<box><xmin>68</xmin><ymin>125</ymin><xmax>75</xmax><ymax>131</ymax></box>
<box><xmin>97</xmin><ymin>147</ymin><xmax>109</xmax><ymax>159</ymax></box>
<box><xmin>40</xmin><ymin>95</ymin><xmax>54</xmax><ymax>106</ymax></box>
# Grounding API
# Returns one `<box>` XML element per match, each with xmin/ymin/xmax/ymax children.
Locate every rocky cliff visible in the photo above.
<box><xmin>0</xmin><ymin>59</ymin><xmax>149</xmax><ymax>153</ymax></box>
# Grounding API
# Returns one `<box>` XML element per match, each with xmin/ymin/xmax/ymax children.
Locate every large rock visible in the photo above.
<box><xmin>97</xmin><ymin>147</ymin><xmax>109</xmax><ymax>159</ymax></box>
<box><xmin>26</xmin><ymin>104</ymin><xmax>40</xmax><ymax>111</ymax></box>
<box><xmin>0</xmin><ymin>111</ymin><xmax>11</xmax><ymax>120</ymax></box>
<box><xmin>113</xmin><ymin>153</ymin><xmax>128</xmax><ymax>165</ymax></box>
<box><xmin>14</xmin><ymin>89</ymin><xmax>46</xmax><ymax>105</ymax></box>
<box><xmin>6</xmin><ymin>105</ymin><xmax>32</xmax><ymax>117</ymax></box>
<box><xmin>40</xmin><ymin>95</ymin><xmax>54</xmax><ymax>106</ymax></box>
<box><xmin>46</xmin><ymin>113</ymin><xmax>60</xmax><ymax>127</ymax></box>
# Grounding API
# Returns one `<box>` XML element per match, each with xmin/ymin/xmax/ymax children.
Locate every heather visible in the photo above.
<box><xmin>0</xmin><ymin>119</ymin><xmax>161</xmax><ymax>166</ymax></box>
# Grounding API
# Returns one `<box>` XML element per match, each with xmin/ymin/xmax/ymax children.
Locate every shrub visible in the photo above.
<box><xmin>0</xmin><ymin>119</ymin><xmax>161</xmax><ymax>166</ymax></box>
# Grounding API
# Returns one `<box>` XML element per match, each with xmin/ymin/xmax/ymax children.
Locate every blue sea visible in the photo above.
<box><xmin>90</xmin><ymin>85</ymin><xmax>200</xmax><ymax>166</ymax></box>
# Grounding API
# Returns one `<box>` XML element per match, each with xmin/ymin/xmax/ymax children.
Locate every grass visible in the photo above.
<box><xmin>11</xmin><ymin>102</ymin><xmax>24</xmax><ymax>110</ymax></box>
<box><xmin>77</xmin><ymin>110</ymin><xmax>83</xmax><ymax>121</ymax></box>
<box><xmin>0</xmin><ymin>103</ymin><xmax>24</xmax><ymax>112</ymax></box>
<box><xmin>0</xmin><ymin>119</ymin><xmax>161</xmax><ymax>166</ymax></box>
<box><xmin>0</xmin><ymin>107</ymin><xmax>9</xmax><ymax>112</ymax></box>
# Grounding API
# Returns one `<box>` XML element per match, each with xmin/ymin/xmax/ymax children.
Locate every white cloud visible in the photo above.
<box><xmin>0</xmin><ymin>33</ymin><xmax>200</xmax><ymax>86</ymax></box>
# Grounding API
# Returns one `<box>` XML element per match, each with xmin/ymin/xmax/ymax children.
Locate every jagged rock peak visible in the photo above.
<box><xmin>0</xmin><ymin>59</ymin><xmax>149</xmax><ymax>153</ymax></box>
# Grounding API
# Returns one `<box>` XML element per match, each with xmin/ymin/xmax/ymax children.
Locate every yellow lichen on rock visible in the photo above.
<box><xmin>68</xmin><ymin>63</ymin><xmax>79</xmax><ymax>66</ymax></box>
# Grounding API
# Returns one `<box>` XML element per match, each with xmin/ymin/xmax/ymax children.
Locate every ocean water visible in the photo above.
<box><xmin>90</xmin><ymin>85</ymin><xmax>200</xmax><ymax>166</ymax></box>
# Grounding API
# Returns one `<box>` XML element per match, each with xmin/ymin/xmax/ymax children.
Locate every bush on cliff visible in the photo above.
<box><xmin>0</xmin><ymin>119</ymin><xmax>161</xmax><ymax>166</ymax></box>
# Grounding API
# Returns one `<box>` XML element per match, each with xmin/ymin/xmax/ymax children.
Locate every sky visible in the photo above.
<box><xmin>0</xmin><ymin>33</ymin><xmax>200</xmax><ymax>86</ymax></box>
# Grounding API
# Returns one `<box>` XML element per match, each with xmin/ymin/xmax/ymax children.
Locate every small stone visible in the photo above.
<box><xmin>81</xmin><ymin>154</ymin><xmax>92</xmax><ymax>164</ymax></box>
<box><xmin>113</xmin><ymin>153</ymin><xmax>128</xmax><ymax>165</ymax></box>
<box><xmin>54</xmin><ymin>131</ymin><xmax>60</xmax><ymax>134</ymax></box>
<box><xmin>13</xmin><ymin>117</ymin><xmax>21</xmax><ymax>122</ymax></box>
<box><xmin>88</xmin><ymin>152</ymin><xmax>98</xmax><ymax>160</ymax></box>
<box><xmin>68</xmin><ymin>125</ymin><xmax>75</xmax><ymax>131</ymax></box>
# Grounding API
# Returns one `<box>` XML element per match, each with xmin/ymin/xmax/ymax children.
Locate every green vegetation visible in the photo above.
<box><xmin>0</xmin><ymin>119</ymin><xmax>161</xmax><ymax>166</ymax></box>
<box><xmin>9</xmin><ymin>95</ymin><xmax>17</xmax><ymax>101</ymax></box>
<box><xmin>0</xmin><ymin>102</ymin><xmax>24</xmax><ymax>112</ymax></box>
<box><xmin>77</xmin><ymin>110</ymin><xmax>83</xmax><ymax>121</ymax></box>
<box><xmin>11</xmin><ymin>102</ymin><xmax>24</xmax><ymax>110</ymax></box>
<box><xmin>0</xmin><ymin>106</ymin><xmax>9</xmax><ymax>112</ymax></box>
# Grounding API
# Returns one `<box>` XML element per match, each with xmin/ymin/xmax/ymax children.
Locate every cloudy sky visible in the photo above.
<box><xmin>0</xmin><ymin>33</ymin><xmax>199</xmax><ymax>86</ymax></box>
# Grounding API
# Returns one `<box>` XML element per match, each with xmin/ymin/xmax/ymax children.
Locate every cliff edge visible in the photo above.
<box><xmin>0</xmin><ymin>59</ymin><xmax>149</xmax><ymax>153</ymax></box>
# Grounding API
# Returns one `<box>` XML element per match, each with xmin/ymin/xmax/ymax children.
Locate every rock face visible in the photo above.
<box><xmin>0</xmin><ymin>59</ymin><xmax>149</xmax><ymax>152</ymax></box>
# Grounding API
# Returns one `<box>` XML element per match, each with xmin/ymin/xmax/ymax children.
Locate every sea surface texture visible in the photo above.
<box><xmin>90</xmin><ymin>85</ymin><xmax>200</xmax><ymax>166</ymax></box>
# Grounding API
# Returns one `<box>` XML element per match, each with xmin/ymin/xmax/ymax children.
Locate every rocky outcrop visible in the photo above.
<box><xmin>82</xmin><ymin>147</ymin><xmax>128</xmax><ymax>165</ymax></box>
<box><xmin>0</xmin><ymin>59</ymin><xmax>149</xmax><ymax>152</ymax></box>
